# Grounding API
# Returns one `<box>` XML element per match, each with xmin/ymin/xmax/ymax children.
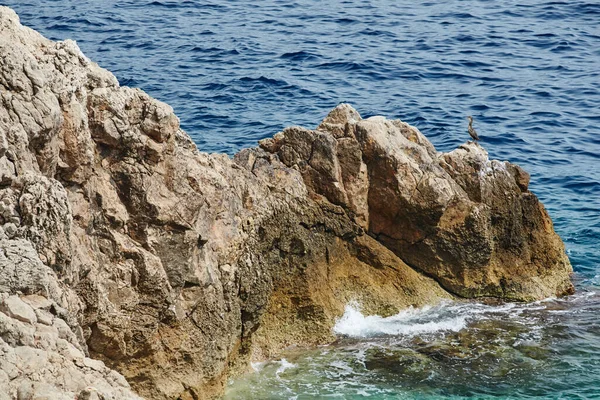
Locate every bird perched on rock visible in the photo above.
<box><xmin>467</xmin><ymin>116</ymin><xmax>480</xmax><ymax>141</ymax></box>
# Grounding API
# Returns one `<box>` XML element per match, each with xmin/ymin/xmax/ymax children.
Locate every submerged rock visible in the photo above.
<box><xmin>0</xmin><ymin>6</ymin><xmax>572</xmax><ymax>399</ymax></box>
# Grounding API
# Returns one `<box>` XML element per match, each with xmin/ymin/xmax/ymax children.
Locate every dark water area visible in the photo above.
<box><xmin>5</xmin><ymin>0</ymin><xmax>600</xmax><ymax>398</ymax></box>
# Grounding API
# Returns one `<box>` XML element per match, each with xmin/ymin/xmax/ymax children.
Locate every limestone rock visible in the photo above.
<box><xmin>266</xmin><ymin>106</ymin><xmax>573</xmax><ymax>300</ymax></box>
<box><xmin>0</xmin><ymin>238</ymin><xmax>63</xmax><ymax>300</ymax></box>
<box><xmin>0</xmin><ymin>5</ymin><xmax>572</xmax><ymax>400</ymax></box>
<box><xmin>0</xmin><ymin>296</ymin><xmax>37</xmax><ymax>324</ymax></box>
<box><xmin>0</xmin><ymin>295</ymin><xmax>141</xmax><ymax>399</ymax></box>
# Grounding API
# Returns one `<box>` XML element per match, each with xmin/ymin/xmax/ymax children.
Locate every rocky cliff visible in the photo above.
<box><xmin>0</xmin><ymin>6</ymin><xmax>573</xmax><ymax>400</ymax></box>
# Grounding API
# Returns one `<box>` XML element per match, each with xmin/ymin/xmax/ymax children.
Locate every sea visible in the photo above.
<box><xmin>5</xmin><ymin>1</ymin><xmax>599</xmax><ymax>398</ymax></box>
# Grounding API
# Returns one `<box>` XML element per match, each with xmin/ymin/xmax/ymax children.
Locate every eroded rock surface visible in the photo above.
<box><xmin>261</xmin><ymin>106</ymin><xmax>573</xmax><ymax>300</ymax></box>
<box><xmin>0</xmin><ymin>293</ymin><xmax>141</xmax><ymax>400</ymax></box>
<box><xmin>0</xmin><ymin>6</ymin><xmax>572</xmax><ymax>399</ymax></box>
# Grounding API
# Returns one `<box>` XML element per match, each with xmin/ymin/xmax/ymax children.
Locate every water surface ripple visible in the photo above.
<box><xmin>5</xmin><ymin>1</ymin><xmax>599</xmax><ymax>398</ymax></box>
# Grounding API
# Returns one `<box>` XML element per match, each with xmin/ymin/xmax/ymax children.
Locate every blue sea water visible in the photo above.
<box><xmin>5</xmin><ymin>0</ymin><xmax>600</xmax><ymax>398</ymax></box>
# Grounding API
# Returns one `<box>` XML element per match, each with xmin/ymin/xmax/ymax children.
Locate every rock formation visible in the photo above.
<box><xmin>0</xmin><ymin>6</ymin><xmax>572</xmax><ymax>399</ymax></box>
<box><xmin>260</xmin><ymin>108</ymin><xmax>573</xmax><ymax>300</ymax></box>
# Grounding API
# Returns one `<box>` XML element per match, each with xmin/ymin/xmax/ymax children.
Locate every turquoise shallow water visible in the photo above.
<box><xmin>5</xmin><ymin>0</ymin><xmax>599</xmax><ymax>398</ymax></box>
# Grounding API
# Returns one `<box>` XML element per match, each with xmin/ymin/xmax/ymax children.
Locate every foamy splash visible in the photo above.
<box><xmin>332</xmin><ymin>298</ymin><xmax>565</xmax><ymax>339</ymax></box>
<box><xmin>333</xmin><ymin>302</ymin><xmax>469</xmax><ymax>338</ymax></box>
<box><xmin>275</xmin><ymin>359</ymin><xmax>296</xmax><ymax>376</ymax></box>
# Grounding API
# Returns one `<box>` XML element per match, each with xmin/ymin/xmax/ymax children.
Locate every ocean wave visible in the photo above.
<box><xmin>334</xmin><ymin>303</ymin><xmax>468</xmax><ymax>338</ymax></box>
<box><xmin>330</xmin><ymin>295</ymin><xmax>593</xmax><ymax>340</ymax></box>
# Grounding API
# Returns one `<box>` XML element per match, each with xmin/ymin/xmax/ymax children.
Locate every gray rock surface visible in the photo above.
<box><xmin>0</xmin><ymin>6</ymin><xmax>572</xmax><ymax>400</ymax></box>
<box><xmin>0</xmin><ymin>296</ymin><xmax>36</xmax><ymax>324</ymax></box>
<box><xmin>0</xmin><ymin>293</ymin><xmax>140</xmax><ymax>399</ymax></box>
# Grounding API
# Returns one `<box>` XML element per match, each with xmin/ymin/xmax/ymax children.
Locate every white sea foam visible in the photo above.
<box><xmin>333</xmin><ymin>302</ymin><xmax>468</xmax><ymax>338</ymax></box>
<box><xmin>275</xmin><ymin>358</ymin><xmax>296</xmax><ymax>376</ymax></box>
<box><xmin>250</xmin><ymin>361</ymin><xmax>266</xmax><ymax>372</ymax></box>
<box><xmin>331</xmin><ymin>297</ymin><xmax>571</xmax><ymax>339</ymax></box>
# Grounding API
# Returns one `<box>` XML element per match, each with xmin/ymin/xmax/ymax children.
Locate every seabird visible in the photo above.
<box><xmin>467</xmin><ymin>116</ymin><xmax>480</xmax><ymax>141</ymax></box>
